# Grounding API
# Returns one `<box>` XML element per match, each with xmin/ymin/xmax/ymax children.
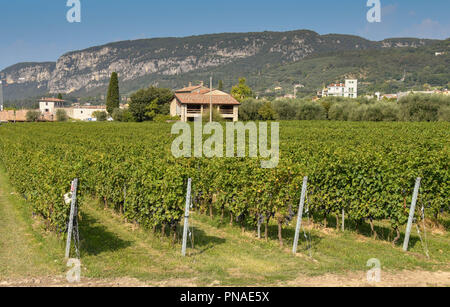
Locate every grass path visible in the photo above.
<box><xmin>0</xmin><ymin>167</ymin><xmax>63</xmax><ymax>281</ymax></box>
<box><xmin>78</xmin><ymin>203</ymin><xmax>450</xmax><ymax>286</ymax></box>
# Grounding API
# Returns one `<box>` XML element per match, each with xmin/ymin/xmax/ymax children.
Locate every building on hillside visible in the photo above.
<box><xmin>170</xmin><ymin>83</ymin><xmax>240</xmax><ymax>122</ymax></box>
<box><xmin>318</xmin><ymin>79</ymin><xmax>358</xmax><ymax>98</ymax></box>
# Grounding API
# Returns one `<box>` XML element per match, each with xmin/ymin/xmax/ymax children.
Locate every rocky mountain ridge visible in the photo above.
<box><xmin>0</xmin><ymin>30</ymin><xmax>437</xmax><ymax>100</ymax></box>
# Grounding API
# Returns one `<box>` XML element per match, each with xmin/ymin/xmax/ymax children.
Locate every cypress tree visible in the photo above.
<box><xmin>106</xmin><ymin>72</ymin><xmax>120</xmax><ymax>114</ymax></box>
<box><xmin>218</xmin><ymin>80</ymin><xmax>224</xmax><ymax>91</ymax></box>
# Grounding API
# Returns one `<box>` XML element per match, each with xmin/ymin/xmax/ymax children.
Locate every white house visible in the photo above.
<box><xmin>64</xmin><ymin>106</ymin><xmax>108</xmax><ymax>121</ymax></box>
<box><xmin>39</xmin><ymin>98</ymin><xmax>66</xmax><ymax>114</ymax></box>
<box><xmin>38</xmin><ymin>97</ymin><xmax>110</xmax><ymax>121</ymax></box>
<box><xmin>320</xmin><ymin>79</ymin><xmax>358</xmax><ymax>98</ymax></box>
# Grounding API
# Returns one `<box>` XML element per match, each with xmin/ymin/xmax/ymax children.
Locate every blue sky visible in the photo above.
<box><xmin>1</xmin><ymin>0</ymin><xmax>449</xmax><ymax>70</ymax></box>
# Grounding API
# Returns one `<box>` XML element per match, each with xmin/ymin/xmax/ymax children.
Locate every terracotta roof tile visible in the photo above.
<box><xmin>175</xmin><ymin>93</ymin><xmax>240</xmax><ymax>105</ymax></box>
<box><xmin>197</xmin><ymin>89</ymin><xmax>212</xmax><ymax>94</ymax></box>
<box><xmin>72</xmin><ymin>106</ymin><xmax>106</xmax><ymax>110</ymax></box>
<box><xmin>39</xmin><ymin>98</ymin><xmax>65</xmax><ymax>102</ymax></box>
<box><xmin>175</xmin><ymin>85</ymin><xmax>209</xmax><ymax>93</ymax></box>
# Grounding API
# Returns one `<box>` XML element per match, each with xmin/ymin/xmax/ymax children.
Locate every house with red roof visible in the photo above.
<box><xmin>170</xmin><ymin>82</ymin><xmax>240</xmax><ymax>122</ymax></box>
<box><xmin>318</xmin><ymin>79</ymin><xmax>358</xmax><ymax>99</ymax></box>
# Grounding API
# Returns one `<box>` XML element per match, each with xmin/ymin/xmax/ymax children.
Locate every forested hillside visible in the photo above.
<box><xmin>1</xmin><ymin>29</ymin><xmax>444</xmax><ymax>107</ymax></box>
<box><xmin>251</xmin><ymin>39</ymin><xmax>450</xmax><ymax>98</ymax></box>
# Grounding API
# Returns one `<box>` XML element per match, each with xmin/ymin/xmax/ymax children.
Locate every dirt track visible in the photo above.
<box><xmin>1</xmin><ymin>270</ymin><xmax>449</xmax><ymax>287</ymax></box>
<box><xmin>284</xmin><ymin>270</ymin><xmax>450</xmax><ymax>287</ymax></box>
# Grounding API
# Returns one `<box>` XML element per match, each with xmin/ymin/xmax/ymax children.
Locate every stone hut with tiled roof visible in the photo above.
<box><xmin>170</xmin><ymin>82</ymin><xmax>240</xmax><ymax>122</ymax></box>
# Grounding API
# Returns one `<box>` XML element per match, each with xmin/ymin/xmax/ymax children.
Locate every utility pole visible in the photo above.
<box><xmin>209</xmin><ymin>76</ymin><xmax>213</xmax><ymax>122</ymax></box>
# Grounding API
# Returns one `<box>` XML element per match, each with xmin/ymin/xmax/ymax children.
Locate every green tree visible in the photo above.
<box><xmin>26</xmin><ymin>111</ymin><xmax>41</xmax><ymax>122</ymax></box>
<box><xmin>106</xmin><ymin>72</ymin><xmax>120</xmax><ymax>114</ymax></box>
<box><xmin>258</xmin><ymin>101</ymin><xmax>278</xmax><ymax>120</ymax></box>
<box><xmin>218</xmin><ymin>80</ymin><xmax>224</xmax><ymax>91</ymax></box>
<box><xmin>231</xmin><ymin>78</ymin><xmax>253</xmax><ymax>102</ymax></box>
<box><xmin>296</xmin><ymin>102</ymin><xmax>326</xmax><ymax>120</ymax></box>
<box><xmin>93</xmin><ymin>111</ymin><xmax>108</xmax><ymax>122</ymax></box>
<box><xmin>398</xmin><ymin>94</ymin><xmax>449</xmax><ymax>122</ymax></box>
<box><xmin>112</xmin><ymin>108</ymin><xmax>133</xmax><ymax>122</ymax></box>
<box><xmin>56</xmin><ymin>109</ymin><xmax>68</xmax><ymax>122</ymax></box>
<box><xmin>128</xmin><ymin>87</ymin><xmax>174</xmax><ymax>122</ymax></box>
<box><xmin>273</xmin><ymin>99</ymin><xmax>297</xmax><ymax>120</ymax></box>
<box><xmin>239</xmin><ymin>98</ymin><xmax>263</xmax><ymax>121</ymax></box>
<box><xmin>145</xmin><ymin>98</ymin><xmax>159</xmax><ymax>120</ymax></box>
<box><xmin>57</xmin><ymin>93</ymin><xmax>63</xmax><ymax>100</ymax></box>
<box><xmin>320</xmin><ymin>99</ymin><xmax>332</xmax><ymax>119</ymax></box>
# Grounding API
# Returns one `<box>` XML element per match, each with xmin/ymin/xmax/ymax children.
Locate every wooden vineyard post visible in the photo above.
<box><xmin>181</xmin><ymin>178</ymin><xmax>192</xmax><ymax>256</ymax></box>
<box><xmin>403</xmin><ymin>178</ymin><xmax>421</xmax><ymax>252</ymax></box>
<box><xmin>65</xmin><ymin>178</ymin><xmax>79</xmax><ymax>259</ymax></box>
<box><xmin>292</xmin><ymin>176</ymin><xmax>308</xmax><ymax>255</ymax></box>
<box><xmin>342</xmin><ymin>208</ymin><xmax>345</xmax><ymax>232</ymax></box>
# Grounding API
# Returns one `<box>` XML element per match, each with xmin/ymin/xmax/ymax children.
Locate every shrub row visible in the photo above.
<box><xmin>240</xmin><ymin>94</ymin><xmax>450</xmax><ymax>122</ymax></box>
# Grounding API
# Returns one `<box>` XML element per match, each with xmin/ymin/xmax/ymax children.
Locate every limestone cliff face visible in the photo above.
<box><xmin>0</xmin><ymin>30</ymin><xmax>435</xmax><ymax>99</ymax></box>
<box><xmin>47</xmin><ymin>34</ymin><xmax>281</xmax><ymax>93</ymax></box>
<box><xmin>1</xmin><ymin>62</ymin><xmax>55</xmax><ymax>88</ymax></box>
